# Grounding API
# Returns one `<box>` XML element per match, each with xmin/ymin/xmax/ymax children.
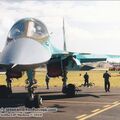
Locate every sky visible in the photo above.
<box><xmin>1</xmin><ymin>0</ymin><xmax>120</xmax><ymax>55</ymax></box>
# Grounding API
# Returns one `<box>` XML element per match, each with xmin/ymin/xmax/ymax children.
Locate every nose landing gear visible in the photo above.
<box><xmin>25</xmin><ymin>70</ymin><xmax>42</xmax><ymax>108</ymax></box>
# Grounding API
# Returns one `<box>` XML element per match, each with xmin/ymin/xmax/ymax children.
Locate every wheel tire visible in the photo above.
<box><xmin>66</xmin><ymin>84</ymin><xmax>75</xmax><ymax>97</ymax></box>
<box><xmin>34</xmin><ymin>94</ymin><xmax>42</xmax><ymax>108</ymax></box>
<box><xmin>0</xmin><ymin>85</ymin><xmax>10</xmax><ymax>98</ymax></box>
<box><xmin>25</xmin><ymin>95</ymin><xmax>33</xmax><ymax>108</ymax></box>
<box><xmin>62</xmin><ymin>86</ymin><xmax>67</xmax><ymax>94</ymax></box>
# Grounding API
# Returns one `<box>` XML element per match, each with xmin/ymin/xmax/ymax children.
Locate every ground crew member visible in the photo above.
<box><xmin>103</xmin><ymin>71</ymin><xmax>111</xmax><ymax>92</ymax></box>
<box><xmin>83</xmin><ymin>72</ymin><xmax>89</xmax><ymax>87</ymax></box>
<box><xmin>45</xmin><ymin>74</ymin><xmax>50</xmax><ymax>89</ymax></box>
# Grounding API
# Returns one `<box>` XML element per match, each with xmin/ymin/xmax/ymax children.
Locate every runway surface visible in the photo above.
<box><xmin>0</xmin><ymin>86</ymin><xmax>119</xmax><ymax>120</ymax></box>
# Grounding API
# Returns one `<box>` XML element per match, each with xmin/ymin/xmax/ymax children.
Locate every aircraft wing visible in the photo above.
<box><xmin>105</xmin><ymin>55</ymin><xmax>120</xmax><ymax>62</ymax></box>
<box><xmin>50</xmin><ymin>52</ymin><xmax>106</xmax><ymax>71</ymax></box>
<box><xmin>50</xmin><ymin>42</ymin><xmax>106</xmax><ymax>65</ymax></box>
<box><xmin>72</xmin><ymin>53</ymin><xmax>120</xmax><ymax>64</ymax></box>
<box><xmin>74</xmin><ymin>53</ymin><xmax>107</xmax><ymax>63</ymax></box>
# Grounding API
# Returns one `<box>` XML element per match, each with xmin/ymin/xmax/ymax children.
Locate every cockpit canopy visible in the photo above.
<box><xmin>7</xmin><ymin>18</ymin><xmax>49</xmax><ymax>44</ymax></box>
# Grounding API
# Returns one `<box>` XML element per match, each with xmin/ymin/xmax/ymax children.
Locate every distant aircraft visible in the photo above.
<box><xmin>0</xmin><ymin>18</ymin><xmax>119</xmax><ymax>107</ymax></box>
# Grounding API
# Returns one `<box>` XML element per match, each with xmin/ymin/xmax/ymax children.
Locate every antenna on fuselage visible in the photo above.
<box><xmin>63</xmin><ymin>17</ymin><xmax>67</xmax><ymax>51</ymax></box>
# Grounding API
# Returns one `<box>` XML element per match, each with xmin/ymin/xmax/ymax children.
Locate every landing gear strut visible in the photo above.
<box><xmin>62</xmin><ymin>69</ymin><xmax>75</xmax><ymax>97</ymax></box>
<box><xmin>25</xmin><ymin>69</ymin><xmax>42</xmax><ymax>108</ymax></box>
<box><xmin>6</xmin><ymin>77</ymin><xmax>12</xmax><ymax>94</ymax></box>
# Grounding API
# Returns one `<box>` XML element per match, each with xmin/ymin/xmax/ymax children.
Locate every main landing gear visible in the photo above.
<box><xmin>0</xmin><ymin>72</ymin><xmax>13</xmax><ymax>98</ymax></box>
<box><xmin>25</xmin><ymin>69</ymin><xmax>42</xmax><ymax>108</ymax></box>
<box><xmin>0</xmin><ymin>69</ymin><xmax>42</xmax><ymax>108</ymax></box>
<box><xmin>62</xmin><ymin>70</ymin><xmax>75</xmax><ymax>97</ymax></box>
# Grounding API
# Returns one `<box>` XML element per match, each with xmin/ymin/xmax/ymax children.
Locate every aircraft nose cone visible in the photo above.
<box><xmin>0</xmin><ymin>38</ymin><xmax>51</xmax><ymax>65</ymax></box>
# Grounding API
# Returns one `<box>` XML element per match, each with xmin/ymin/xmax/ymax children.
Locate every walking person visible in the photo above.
<box><xmin>103</xmin><ymin>71</ymin><xmax>111</xmax><ymax>92</ymax></box>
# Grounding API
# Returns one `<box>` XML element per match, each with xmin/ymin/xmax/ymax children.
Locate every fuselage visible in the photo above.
<box><xmin>0</xmin><ymin>18</ymin><xmax>75</xmax><ymax>78</ymax></box>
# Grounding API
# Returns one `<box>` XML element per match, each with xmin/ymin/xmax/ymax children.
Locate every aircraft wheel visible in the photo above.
<box><xmin>25</xmin><ymin>95</ymin><xmax>34</xmax><ymax>108</ymax></box>
<box><xmin>62</xmin><ymin>86</ymin><xmax>67</xmax><ymax>94</ymax></box>
<box><xmin>34</xmin><ymin>94</ymin><xmax>42</xmax><ymax>108</ymax></box>
<box><xmin>25</xmin><ymin>94</ymin><xmax>42</xmax><ymax>108</ymax></box>
<box><xmin>0</xmin><ymin>85</ymin><xmax>11</xmax><ymax>98</ymax></box>
<box><xmin>66</xmin><ymin>84</ymin><xmax>75</xmax><ymax>97</ymax></box>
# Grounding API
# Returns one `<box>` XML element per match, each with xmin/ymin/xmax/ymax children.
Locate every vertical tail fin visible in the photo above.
<box><xmin>63</xmin><ymin>18</ymin><xmax>67</xmax><ymax>51</ymax></box>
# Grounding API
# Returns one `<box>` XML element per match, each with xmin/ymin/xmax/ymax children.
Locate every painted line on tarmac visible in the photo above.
<box><xmin>46</xmin><ymin>100</ymin><xmax>114</xmax><ymax>105</ymax></box>
<box><xmin>103</xmin><ymin>105</ymin><xmax>111</xmax><ymax>108</ymax></box>
<box><xmin>92</xmin><ymin>109</ymin><xmax>100</xmax><ymax>113</ymax></box>
<box><xmin>76</xmin><ymin>101</ymin><xmax>120</xmax><ymax>120</ymax></box>
<box><xmin>76</xmin><ymin>114</ymin><xmax>87</xmax><ymax>119</ymax></box>
<box><xmin>113</xmin><ymin>101</ymin><xmax>119</xmax><ymax>104</ymax></box>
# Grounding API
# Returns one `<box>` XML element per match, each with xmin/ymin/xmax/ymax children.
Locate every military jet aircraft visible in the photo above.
<box><xmin>0</xmin><ymin>18</ymin><xmax>119</xmax><ymax>107</ymax></box>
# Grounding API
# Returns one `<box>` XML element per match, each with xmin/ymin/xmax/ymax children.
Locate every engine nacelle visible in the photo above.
<box><xmin>6</xmin><ymin>69</ymin><xmax>23</xmax><ymax>79</ymax></box>
<box><xmin>47</xmin><ymin>58</ymin><xmax>63</xmax><ymax>77</ymax></box>
<box><xmin>47</xmin><ymin>56</ymin><xmax>73</xmax><ymax>77</ymax></box>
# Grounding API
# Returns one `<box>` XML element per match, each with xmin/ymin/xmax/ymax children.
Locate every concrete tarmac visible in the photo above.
<box><xmin>0</xmin><ymin>86</ymin><xmax>119</xmax><ymax>120</ymax></box>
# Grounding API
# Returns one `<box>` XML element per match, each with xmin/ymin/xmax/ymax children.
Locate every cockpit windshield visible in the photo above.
<box><xmin>8</xmin><ymin>21</ymin><xmax>25</xmax><ymax>40</ymax></box>
<box><xmin>7</xmin><ymin>18</ymin><xmax>49</xmax><ymax>44</ymax></box>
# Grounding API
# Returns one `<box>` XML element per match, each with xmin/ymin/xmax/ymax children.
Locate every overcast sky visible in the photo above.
<box><xmin>1</xmin><ymin>1</ymin><xmax>120</xmax><ymax>55</ymax></box>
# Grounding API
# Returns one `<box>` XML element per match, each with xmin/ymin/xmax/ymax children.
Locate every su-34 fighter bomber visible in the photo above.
<box><xmin>0</xmin><ymin>18</ymin><xmax>120</xmax><ymax>108</ymax></box>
